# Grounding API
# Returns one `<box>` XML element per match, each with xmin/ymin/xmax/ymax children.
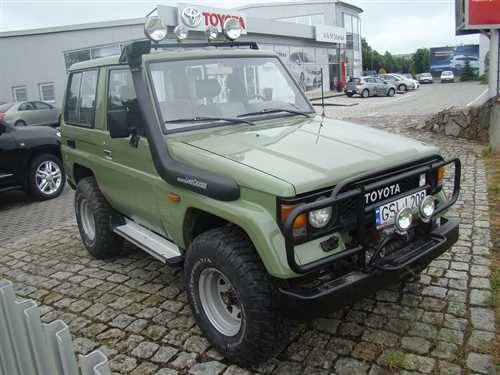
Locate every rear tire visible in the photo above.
<box><xmin>361</xmin><ymin>89</ymin><xmax>369</xmax><ymax>98</ymax></box>
<box><xmin>398</xmin><ymin>84</ymin><xmax>407</xmax><ymax>92</ymax></box>
<box><xmin>15</xmin><ymin>120</ymin><xmax>26</xmax><ymax>127</ymax></box>
<box><xmin>346</xmin><ymin>92</ymin><xmax>354</xmax><ymax>97</ymax></box>
<box><xmin>185</xmin><ymin>225</ymin><xmax>288</xmax><ymax>367</ymax></box>
<box><xmin>75</xmin><ymin>177</ymin><xmax>123</xmax><ymax>259</ymax></box>
<box><xmin>387</xmin><ymin>88</ymin><xmax>395</xmax><ymax>97</ymax></box>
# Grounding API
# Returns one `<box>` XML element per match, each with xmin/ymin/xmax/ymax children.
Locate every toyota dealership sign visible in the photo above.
<box><xmin>177</xmin><ymin>3</ymin><xmax>248</xmax><ymax>34</ymax></box>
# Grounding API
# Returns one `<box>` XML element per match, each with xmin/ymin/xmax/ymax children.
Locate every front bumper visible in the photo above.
<box><xmin>279</xmin><ymin>217</ymin><xmax>459</xmax><ymax>319</ymax></box>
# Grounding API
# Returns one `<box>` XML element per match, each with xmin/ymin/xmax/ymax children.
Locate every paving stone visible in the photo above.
<box><xmin>131</xmin><ymin>341</ymin><xmax>159</xmax><ymax>359</ymax></box>
<box><xmin>313</xmin><ymin>318</ymin><xmax>340</xmax><ymax>334</ymax></box>
<box><xmin>334</xmin><ymin>357</ymin><xmax>370</xmax><ymax>375</ymax></box>
<box><xmin>470</xmin><ymin>308</ymin><xmax>495</xmax><ymax>331</ymax></box>
<box><xmin>130</xmin><ymin>361</ymin><xmax>159</xmax><ymax>375</ymax></box>
<box><xmin>401</xmin><ymin>336</ymin><xmax>431</xmax><ymax>354</ymax></box>
<box><xmin>466</xmin><ymin>352</ymin><xmax>495</xmax><ymax>374</ymax></box>
<box><xmin>470</xmin><ymin>289</ymin><xmax>492</xmax><ymax>306</ymax></box>
<box><xmin>154</xmin><ymin>369</ymin><xmax>179</xmax><ymax>375</ymax></box>
<box><xmin>189</xmin><ymin>361</ymin><xmax>227</xmax><ymax>375</ymax></box>
<box><xmin>438</xmin><ymin>361</ymin><xmax>463</xmax><ymax>375</ymax></box>
<box><xmin>431</xmin><ymin>341</ymin><xmax>458</xmax><ymax>360</ymax></box>
<box><xmin>170</xmin><ymin>352</ymin><xmax>198</xmax><ymax>370</ymax></box>
<box><xmin>402</xmin><ymin>353</ymin><xmax>435</xmax><ymax>373</ymax></box>
<box><xmin>109</xmin><ymin>354</ymin><xmax>137</xmax><ymax>373</ymax></box>
<box><xmin>467</xmin><ymin>330</ymin><xmax>495</xmax><ymax>353</ymax></box>
<box><xmin>184</xmin><ymin>335</ymin><xmax>210</xmax><ymax>353</ymax></box>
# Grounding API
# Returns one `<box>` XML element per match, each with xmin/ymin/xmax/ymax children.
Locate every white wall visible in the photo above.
<box><xmin>479</xmin><ymin>33</ymin><xmax>489</xmax><ymax>76</ymax></box>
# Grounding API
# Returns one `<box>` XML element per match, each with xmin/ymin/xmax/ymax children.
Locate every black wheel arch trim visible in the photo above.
<box><xmin>125</xmin><ymin>40</ymin><xmax>240</xmax><ymax>202</ymax></box>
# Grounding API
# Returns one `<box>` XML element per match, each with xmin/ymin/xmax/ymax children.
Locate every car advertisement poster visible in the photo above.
<box><xmin>430</xmin><ymin>44</ymin><xmax>480</xmax><ymax>76</ymax></box>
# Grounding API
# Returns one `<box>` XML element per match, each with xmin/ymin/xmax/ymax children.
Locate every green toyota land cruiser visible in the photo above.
<box><xmin>61</xmin><ymin>17</ymin><xmax>461</xmax><ymax>367</ymax></box>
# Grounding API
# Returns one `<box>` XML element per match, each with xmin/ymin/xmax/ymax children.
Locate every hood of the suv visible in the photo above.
<box><xmin>175</xmin><ymin>116</ymin><xmax>440</xmax><ymax>195</ymax></box>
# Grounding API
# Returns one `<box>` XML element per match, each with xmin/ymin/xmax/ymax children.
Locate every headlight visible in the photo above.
<box><xmin>223</xmin><ymin>18</ymin><xmax>242</xmax><ymax>41</ymax></box>
<box><xmin>395</xmin><ymin>207</ymin><xmax>413</xmax><ymax>233</ymax></box>
<box><xmin>56</xmin><ymin>130</ymin><xmax>61</xmax><ymax>138</ymax></box>
<box><xmin>308</xmin><ymin>197</ymin><xmax>333</xmax><ymax>229</ymax></box>
<box><xmin>144</xmin><ymin>16</ymin><xmax>167</xmax><ymax>42</ymax></box>
<box><xmin>419</xmin><ymin>196</ymin><xmax>435</xmax><ymax>222</ymax></box>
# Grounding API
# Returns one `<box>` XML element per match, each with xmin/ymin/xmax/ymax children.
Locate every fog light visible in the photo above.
<box><xmin>144</xmin><ymin>16</ymin><xmax>167</xmax><ymax>42</ymax></box>
<box><xmin>174</xmin><ymin>25</ymin><xmax>189</xmax><ymax>41</ymax></box>
<box><xmin>206</xmin><ymin>25</ymin><xmax>218</xmax><ymax>40</ymax></box>
<box><xmin>223</xmin><ymin>18</ymin><xmax>242</xmax><ymax>41</ymax></box>
<box><xmin>419</xmin><ymin>195</ymin><xmax>435</xmax><ymax>222</ymax></box>
<box><xmin>395</xmin><ymin>207</ymin><xmax>413</xmax><ymax>233</ymax></box>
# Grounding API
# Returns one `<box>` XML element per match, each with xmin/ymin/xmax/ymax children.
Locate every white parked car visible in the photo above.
<box><xmin>440</xmin><ymin>71</ymin><xmax>455</xmax><ymax>83</ymax></box>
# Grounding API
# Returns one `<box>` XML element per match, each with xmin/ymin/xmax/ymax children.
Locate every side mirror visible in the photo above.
<box><xmin>107</xmin><ymin>110</ymin><xmax>130</xmax><ymax>138</ymax></box>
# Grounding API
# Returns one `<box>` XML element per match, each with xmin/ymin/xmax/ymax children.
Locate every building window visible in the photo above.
<box><xmin>277</xmin><ymin>14</ymin><xmax>324</xmax><ymax>26</ymax></box>
<box><xmin>39</xmin><ymin>83</ymin><xmax>55</xmax><ymax>102</ymax></box>
<box><xmin>12</xmin><ymin>86</ymin><xmax>28</xmax><ymax>102</ymax></box>
<box><xmin>91</xmin><ymin>44</ymin><xmax>121</xmax><ymax>59</ymax></box>
<box><xmin>64</xmin><ymin>49</ymin><xmax>91</xmax><ymax>70</ymax></box>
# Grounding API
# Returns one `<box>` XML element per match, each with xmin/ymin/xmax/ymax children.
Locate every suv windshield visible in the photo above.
<box><xmin>149</xmin><ymin>57</ymin><xmax>314</xmax><ymax>131</ymax></box>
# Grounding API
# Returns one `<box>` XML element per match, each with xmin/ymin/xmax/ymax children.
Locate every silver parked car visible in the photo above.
<box><xmin>345</xmin><ymin>76</ymin><xmax>397</xmax><ymax>98</ymax></box>
<box><xmin>379</xmin><ymin>74</ymin><xmax>416</xmax><ymax>92</ymax></box>
<box><xmin>0</xmin><ymin>101</ymin><xmax>60</xmax><ymax>127</ymax></box>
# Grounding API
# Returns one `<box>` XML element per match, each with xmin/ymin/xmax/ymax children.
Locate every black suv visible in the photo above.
<box><xmin>0</xmin><ymin>120</ymin><xmax>65</xmax><ymax>200</ymax></box>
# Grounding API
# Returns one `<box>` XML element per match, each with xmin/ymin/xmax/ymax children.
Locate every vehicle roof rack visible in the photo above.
<box><xmin>119</xmin><ymin>40</ymin><xmax>259</xmax><ymax>67</ymax></box>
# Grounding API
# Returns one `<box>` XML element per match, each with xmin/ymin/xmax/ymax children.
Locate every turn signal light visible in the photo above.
<box><xmin>280</xmin><ymin>204</ymin><xmax>306</xmax><ymax>229</ymax></box>
<box><xmin>437</xmin><ymin>166</ymin><xmax>445</xmax><ymax>185</ymax></box>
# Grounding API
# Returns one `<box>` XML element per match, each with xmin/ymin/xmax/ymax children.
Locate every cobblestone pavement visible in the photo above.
<box><xmin>0</xmin><ymin>119</ymin><xmax>496</xmax><ymax>375</ymax></box>
<box><xmin>0</xmin><ymin>185</ymin><xmax>75</xmax><ymax>243</ymax></box>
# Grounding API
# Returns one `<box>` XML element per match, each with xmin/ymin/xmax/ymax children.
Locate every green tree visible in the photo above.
<box><xmin>460</xmin><ymin>60</ymin><xmax>475</xmax><ymax>81</ymax></box>
<box><xmin>361</xmin><ymin>38</ymin><xmax>373</xmax><ymax>71</ymax></box>
<box><xmin>384</xmin><ymin>51</ymin><xmax>396</xmax><ymax>72</ymax></box>
<box><xmin>372</xmin><ymin>51</ymin><xmax>385</xmax><ymax>72</ymax></box>
<box><xmin>413</xmin><ymin>48</ymin><xmax>430</xmax><ymax>74</ymax></box>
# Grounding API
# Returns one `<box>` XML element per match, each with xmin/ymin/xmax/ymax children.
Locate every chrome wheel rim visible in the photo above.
<box><xmin>35</xmin><ymin>160</ymin><xmax>62</xmax><ymax>195</ymax></box>
<box><xmin>79</xmin><ymin>198</ymin><xmax>96</xmax><ymax>241</ymax></box>
<box><xmin>198</xmin><ymin>268</ymin><xmax>242</xmax><ymax>336</ymax></box>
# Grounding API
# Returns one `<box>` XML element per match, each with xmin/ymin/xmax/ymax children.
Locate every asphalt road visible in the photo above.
<box><xmin>319</xmin><ymin>81</ymin><xmax>488</xmax><ymax>120</ymax></box>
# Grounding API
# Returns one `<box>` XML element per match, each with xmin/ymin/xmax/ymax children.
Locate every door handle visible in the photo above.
<box><xmin>67</xmin><ymin>139</ymin><xmax>76</xmax><ymax>148</ymax></box>
<box><xmin>104</xmin><ymin>149</ymin><xmax>112</xmax><ymax>158</ymax></box>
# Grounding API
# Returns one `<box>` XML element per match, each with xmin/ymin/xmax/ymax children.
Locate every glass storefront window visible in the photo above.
<box><xmin>64</xmin><ymin>49</ymin><xmax>91</xmax><ymax>70</ymax></box>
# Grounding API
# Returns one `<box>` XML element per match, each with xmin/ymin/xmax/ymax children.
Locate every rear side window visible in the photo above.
<box><xmin>348</xmin><ymin>78</ymin><xmax>360</xmax><ymax>83</ymax></box>
<box><xmin>64</xmin><ymin>69</ymin><xmax>98</xmax><ymax>127</ymax></box>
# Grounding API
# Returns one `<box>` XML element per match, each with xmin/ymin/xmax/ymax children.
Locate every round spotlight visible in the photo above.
<box><xmin>223</xmin><ymin>18</ymin><xmax>242</xmax><ymax>41</ymax></box>
<box><xmin>144</xmin><ymin>16</ymin><xmax>167</xmax><ymax>42</ymax></box>
<box><xmin>395</xmin><ymin>207</ymin><xmax>413</xmax><ymax>233</ymax></box>
<box><xmin>419</xmin><ymin>196</ymin><xmax>435</xmax><ymax>222</ymax></box>
<box><xmin>206</xmin><ymin>25</ymin><xmax>218</xmax><ymax>40</ymax></box>
<box><xmin>174</xmin><ymin>24</ymin><xmax>189</xmax><ymax>41</ymax></box>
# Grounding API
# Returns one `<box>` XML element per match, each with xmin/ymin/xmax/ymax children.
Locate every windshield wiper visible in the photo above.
<box><xmin>165</xmin><ymin>116</ymin><xmax>255</xmax><ymax>126</ymax></box>
<box><xmin>238</xmin><ymin>108</ymin><xmax>311</xmax><ymax>118</ymax></box>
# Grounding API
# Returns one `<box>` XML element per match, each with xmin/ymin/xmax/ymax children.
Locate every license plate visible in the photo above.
<box><xmin>375</xmin><ymin>190</ymin><xmax>426</xmax><ymax>228</ymax></box>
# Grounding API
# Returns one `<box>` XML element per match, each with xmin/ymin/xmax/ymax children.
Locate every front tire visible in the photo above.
<box><xmin>361</xmin><ymin>89</ymin><xmax>369</xmax><ymax>98</ymax></box>
<box><xmin>387</xmin><ymin>88</ymin><xmax>395</xmax><ymax>97</ymax></box>
<box><xmin>398</xmin><ymin>84</ymin><xmax>407</xmax><ymax>92</ymax></box>
<box><xmin>185</xmin><ymin>226</ymin><xmax>288</xmax><ymax>367</ymax></box>
<box><xmin>75</xmin><ymin>177</ymin><xmax>123</xmax><ymax>259</ymax></box>
<box><xmin>29</xmin><ymin>153</ymin><xmax>65</xmax><ymax>200</ymax></box>
<box><xmin>346</xmin><ymin>92</ymin><xmax>354</xmax><ymax>97</ymax></box>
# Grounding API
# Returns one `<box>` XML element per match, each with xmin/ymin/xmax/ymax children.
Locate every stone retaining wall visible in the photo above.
<box><xmin>420</xmin><ymin>99</ymin><xmax>494</xmax><ymax>143</ymax></box>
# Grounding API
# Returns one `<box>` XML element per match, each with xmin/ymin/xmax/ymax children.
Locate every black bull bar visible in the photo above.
<box><xmin>283</xmin><ymin>158</ymin><xmax>461</xmax><ymax>274</ymax></box>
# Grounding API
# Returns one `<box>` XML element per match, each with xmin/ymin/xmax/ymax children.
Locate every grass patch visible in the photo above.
<box><xmin>382</xmin><ymin>351</ymin><xmax>406</xmax><ymax>370</ymax></box>
<box><xmin>490</xmin><ymin>268</ymin><xmax>500</xmax><ymax>308</ymax></box>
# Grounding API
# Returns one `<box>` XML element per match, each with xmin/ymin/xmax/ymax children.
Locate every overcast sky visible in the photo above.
<box><xmin>0</xmin><ymin>0</ymin><xmax>479</xmax><ymax>54</ymax></box>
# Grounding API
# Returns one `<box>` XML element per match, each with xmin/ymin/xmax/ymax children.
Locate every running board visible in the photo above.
<box><xmin>113</xmin><ymin>218</ymin><xmax>183</xmax><ymax>265</ymax></box>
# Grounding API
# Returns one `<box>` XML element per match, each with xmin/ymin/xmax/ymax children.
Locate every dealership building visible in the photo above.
<box><xmin>0</xmin><ymin>1</ymin><xmax>363</xmax><ymax>106</ymax></box>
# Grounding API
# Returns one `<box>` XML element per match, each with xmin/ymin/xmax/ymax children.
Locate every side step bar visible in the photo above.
<box><xmin>113</xmin><ymin>218</ymin><xmax>183</xmax><ymax>266</ymax></box>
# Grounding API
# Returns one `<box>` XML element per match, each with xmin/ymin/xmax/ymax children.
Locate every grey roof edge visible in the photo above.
<box><xmin>0</xmin><ymin>17</ymin><xmax>145</xmax><ymax>38</ymax></box>
<box><xmin>238</xmin><ymin>0</ymin><xmax>363</xmax><ymax>14</ymax></box>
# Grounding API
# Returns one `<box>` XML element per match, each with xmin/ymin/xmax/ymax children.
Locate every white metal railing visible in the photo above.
<box><xmin>0</xmin><ymin>279</ymin><xmax>111</xmax><ymax>375</ymax></box>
